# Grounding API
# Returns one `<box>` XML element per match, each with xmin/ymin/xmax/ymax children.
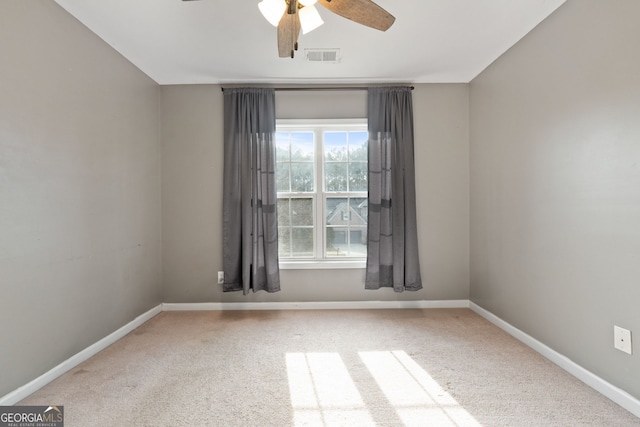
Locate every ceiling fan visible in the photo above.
<box><xmin>183</xmin><ymin>0</ymin><xmax>395</xmax><ymax>59</ymax></box>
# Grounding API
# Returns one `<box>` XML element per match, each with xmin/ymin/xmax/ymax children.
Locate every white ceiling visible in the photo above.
<box><xmin>53</xmin><ymin>0</ymin><xmax>566</xmax><ymax>85</ymax></box>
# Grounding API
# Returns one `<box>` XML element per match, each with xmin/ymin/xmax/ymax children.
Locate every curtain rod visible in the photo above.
<box><xmin>220</xmin><ymin>86</ymin><xmax>414</xmax><ymax>92</ymax></box>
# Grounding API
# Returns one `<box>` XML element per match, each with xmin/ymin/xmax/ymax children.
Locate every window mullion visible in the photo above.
<box><xmin>315</xmin><ymin>128</ymin><xmax>324</xmax><ymax>259</ymax></box>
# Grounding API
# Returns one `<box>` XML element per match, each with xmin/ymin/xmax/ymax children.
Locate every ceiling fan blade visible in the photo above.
<box><xmin>277</xmin><ymin>12</ymin><xmax>301</xmax><ymax>58</ymax></box>
<box><xmin>317</xmin><ymin>0</ymin><xmax>395</xmax><ymax>32</ymax></box>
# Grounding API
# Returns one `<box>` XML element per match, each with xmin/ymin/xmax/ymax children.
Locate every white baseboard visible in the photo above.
<box><xmin>0</xmin><ymin>304</ymin><xmax>162</xmax><ymax>406</ymax></box>
<box><xmin>162</xmin><ymin>299</ymin><xmax>470</xmax><ymax>311</ymax></box>
<box><xmin>470</xmin><ymin>302</ymin><xmax>640</xmax><ymax>419</ymax></box>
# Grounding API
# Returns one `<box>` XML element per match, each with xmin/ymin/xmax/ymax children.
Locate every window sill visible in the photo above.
<box><xmin>279</xmin><ymin>260</ymin><xmax>366</xmax><ymax>270</ymax></box>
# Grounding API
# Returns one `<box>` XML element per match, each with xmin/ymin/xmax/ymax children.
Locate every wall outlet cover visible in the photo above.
<box><xmin>217</xmin><ymin>271</ymin><xmax>224</xmax><ymax>285</ymax></box>
<box><xmin>614</xmin><ymin>325</ymin><xmax>632</xmax><ymax>355</ymax></box>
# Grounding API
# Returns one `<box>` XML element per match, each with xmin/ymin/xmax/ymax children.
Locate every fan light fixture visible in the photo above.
<box><xmin>258</xmin><ymin>0</ymin><xmax>287</xmax><ymax>27</ymax></box>
<box><xmin>255</xmin><ymin>0</ymin><xmax>395</xmax><ymax>59</ymax></box>
<box><xmin>299</xmin><ymin>5</ymin><xmax>323</xmax><ymax>34</ymax></box>
<box><xmin>258</xmin><ymin>0</ymin><xmax>323</xmax><ymax>34</ymax></box>
<box><xmin>299</xmin><ymin>5</ymin><xmax>324</xmax><ymax>34</ymax></box>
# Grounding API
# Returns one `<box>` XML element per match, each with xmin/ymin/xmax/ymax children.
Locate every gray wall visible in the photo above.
<box><xmin>161</xmin><ymin>84</ymin><xmax>469</xmax><ymax>302</ymax></box>
<box><xmin>0</xmin><ymin>2</ymin><xmax>162</xmax><ymax>397</ymax></box>
<box><xmin>470</xmin><ymin>0</ymin><xmax>640</xmax><ymax>399</ymax></box>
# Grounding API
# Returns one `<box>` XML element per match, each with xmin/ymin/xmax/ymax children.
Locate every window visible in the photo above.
<box><xmin>276</xmin><ymin>119</ymin><xmax>368</xmax><ymax>266</ymax></box>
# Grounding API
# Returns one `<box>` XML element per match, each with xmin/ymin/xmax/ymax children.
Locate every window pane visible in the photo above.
<box><xmin>326</xmin><ymin>197</ymin><xmax>348</xmax><ymax>226</ymax></box>
<box><xmin>292</xmin><ymin>228</ymin><xmax>314</xmax><ymax>257</ymax></box>
<box><xmin>278</xmin><ymin>227</ymin><xmax>291</xmax><ymax>257</ymax></box>
<box><xmin>348</xmin><ymin>132</ymin><xmax>368</xmax><ymax>161</ymax></box>
<box><xmin>290</xmin><ymin>132</ymin><xmax>314</xmax><ymax>161</ymax></box>
<box><xmin>324</xmin><ymin>162</ymin><xmax>347</xmax><ymax>192</ymax></box>
<box><xmin>290</xmin><ymin>198</ymin><xmax>313</xmax><ymax>226</ymax></box>
<box><xmin>325</xmin><ymin>197</ymin><xmax>367</xmax><ymax>257</ymax></box>
<box><xmin>276</xmin><ymin>132</ymin><xmax>291</xmax><ymax>161</ymax></box>
<box><xmin>276</xmin><ymin>165</ymin><xmax>291</xmax><ymax>192</ymax></box>
<box><xmin>277</xmin><ymin>198</ymin><xmax>290</xmax><ymax>226</ymax></box>
<box><xmin>349</xmin><ymin>227</ymin><xmax>368</xmax><ymax>257</ymax></box>
<box><xmin>326</xmin><ymin>227</ymin><xmax>348</xmax><ymax>257</ymax></box>
<box><xmin>326</xmin><ymin>197</ymin><xmax>346</xmax><ymax>257</ymax></box>
<box><xmin>324</xmin><ymin>132</ymin><xmax>347</xmax><ymax>161</ymax></box>
<box><xmin>350</xmin><ymin>197</ymin><xmax>368</xmax><ymax>224</ymax></box>
<box><xmin>349</xmin><ymin>197</ymin><xmax>368</xmax><ymax>257</ymax></box>
<box><xmin>291</xmin><ymin>163</ymin><xmax>314</xmax><ymax>192</ymax></box>
<box><xmin>349</xmin><ymin>162</ymin><xmax>367</xmax><ymax>192</ymax></box>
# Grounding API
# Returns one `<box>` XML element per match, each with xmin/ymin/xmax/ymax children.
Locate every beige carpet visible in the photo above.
<box><xmin>19</xmin><ymin>309</ymin><xmax>640</xmax><ymax>426</ymax></box>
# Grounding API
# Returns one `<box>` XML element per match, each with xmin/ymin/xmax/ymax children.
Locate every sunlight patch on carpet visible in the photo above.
<box><xmin>359</xmin><ymin>350</ymin><xmax>481</xmax><ymax>426</ymax></box>
<box><xmin>286</xmin><ymin>352</ymin><xmax>374</xmax><ymax>426</ymax></box>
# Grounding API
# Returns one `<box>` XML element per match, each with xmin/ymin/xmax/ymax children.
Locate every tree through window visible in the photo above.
<box><xmin>276</xmin><ymin>119</ymin><xmax>368</xmax><ymax>261</ymax></box>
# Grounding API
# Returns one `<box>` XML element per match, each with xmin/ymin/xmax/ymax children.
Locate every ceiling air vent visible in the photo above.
<box><xmin>305</xmin><ymin>48</ymin><xmax>341</xmax><ymax>64</ymax></box>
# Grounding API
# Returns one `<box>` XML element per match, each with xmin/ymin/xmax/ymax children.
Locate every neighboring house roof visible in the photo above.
<box><xmin>327</xmin><ymin>202</ymin><xmax>367</xmax><ymax>226</ymax></box>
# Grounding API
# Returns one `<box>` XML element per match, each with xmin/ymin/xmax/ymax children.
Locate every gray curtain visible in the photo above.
<box><xmin>223</xmin><ymin>88</ymin><xmax>280</xmax><ymax>294</ymax></box>
<box><xmin>366</xmin><ymin>86</ymin><xmax>422</xmax><ymax>292</ymax></box>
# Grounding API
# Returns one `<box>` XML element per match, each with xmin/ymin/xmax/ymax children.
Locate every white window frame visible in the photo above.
<box><xmin>277</xmin><ymin>118</ymin><xmax>367</xmax><ymax>270</ymax></box>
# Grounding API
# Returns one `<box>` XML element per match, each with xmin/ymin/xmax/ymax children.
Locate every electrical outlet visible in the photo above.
<box><xmin>614</xmin><ymin>325</ymin><xmax>632</xmax><ymax>355</ymax></box>
<box><xmin>217</xmin><ymin>271</ymin><xmax>224</xmax><ymax>285</ymax></box>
